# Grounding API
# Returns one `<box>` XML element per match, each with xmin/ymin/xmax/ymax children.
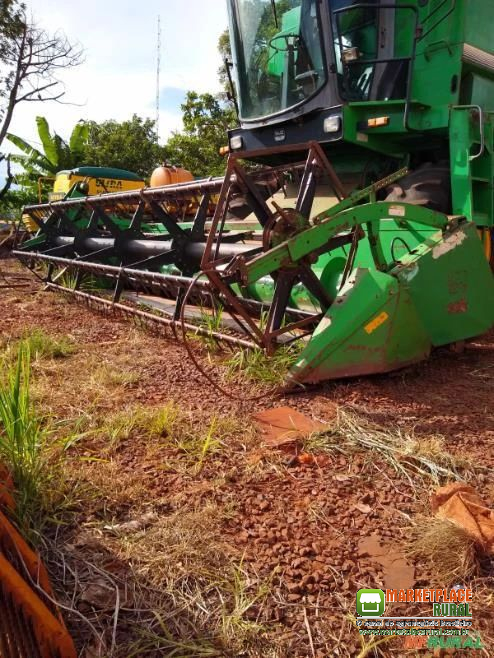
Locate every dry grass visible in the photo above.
<box><xmin>59</xmin><ymin>403</ymin><xmax>255</xmax><ymax>524</ymax></box>
<box><xmin>91</xmin><ymin>364</ymin><xmax>140</xmax><ymax>389</ymax></box>
<box><xmin>119</xmin><ymin>505</ymin><xmax>227</xmax><ymax>590</ymax></box>
<box><xmin>407</xmin><ymin>517</ymin><xmax>481</xmax><ymax>585</ymax></box>
<box><xmin>465</xmin><ymin>577</ymin><xmax>494</xmax><ymax>655</ymax></box>
<box><xmin>44</xmin><ymin>504</ymin><xmax>282</xmax><ymax>658</ymax></box>
<box><xmin>70</xmin><ymin>459</ymin><xmax>152</xmax><ymax>517</ymax></box>
<box><xmin>303</xmin><ymin>406</ymin><xmax>471</xmax><ymax>487</ymax></box>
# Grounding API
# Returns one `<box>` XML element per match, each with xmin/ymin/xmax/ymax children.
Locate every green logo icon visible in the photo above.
<box><xmin>356</xmin><ymin>589</ymin><xmax>385</xmax><ymax>617</ymax></box>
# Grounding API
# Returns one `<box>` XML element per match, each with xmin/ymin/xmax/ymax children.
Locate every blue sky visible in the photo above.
<box><xmin>7</xmin><ymin>0</ymin><xmax>229</xmax><ymax>148</ymax></box>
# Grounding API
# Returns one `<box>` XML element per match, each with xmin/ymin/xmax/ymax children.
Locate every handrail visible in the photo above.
<box><xmin>452</xmin><ymin>105</ymin><xmax>485</xmax><ymax>161</ymax></box>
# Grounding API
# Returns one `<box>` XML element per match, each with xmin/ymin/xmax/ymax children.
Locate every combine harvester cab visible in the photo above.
<box><xmin>15</xmin><ymin>0</ymin><xmax>494</xmax><ymax>387</ymax></box>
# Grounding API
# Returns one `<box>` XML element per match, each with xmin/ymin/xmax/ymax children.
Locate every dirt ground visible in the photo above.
<box><xmin>1</xmin><ymin>258</ymin><xmax>493</xmax><ymax>657</ymax></box>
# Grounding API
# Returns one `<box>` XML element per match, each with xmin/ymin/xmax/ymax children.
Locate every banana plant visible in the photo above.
<box><xmin>6</xmin><ymin>116</ymin><xmax>88</xmax><ymax>186</ymax></box>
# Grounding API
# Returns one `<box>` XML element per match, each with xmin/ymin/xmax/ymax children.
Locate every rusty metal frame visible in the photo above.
<box><xmin>199</xmin><ymin>141</ymin><xmax>348</xmax><ymax>352</ymax></box>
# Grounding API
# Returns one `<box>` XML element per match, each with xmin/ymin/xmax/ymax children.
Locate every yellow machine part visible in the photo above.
<box><xmin>0</xmin><ymin>463</ymin><xmax>77</xmax><ymax>657</ymax></box>
<box><xmin>478</xmin><ymin>227</ymin><xmax>493</xmax><ymax>267</ymax></box>
<box><xmin>21</xmin><ymin>213</ymin><xmax>38</xmax><ymax>234</ymax></box>
<box><xmin>50</xmin><ymin>172</ymin><xmax>145</xmax><ymax>201</ymax></box>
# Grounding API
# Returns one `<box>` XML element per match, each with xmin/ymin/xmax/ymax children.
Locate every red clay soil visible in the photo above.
<box><xmin>1</xmin><ymin>259</ymin><xmax>494</xmax><ymax>657</ymax></box>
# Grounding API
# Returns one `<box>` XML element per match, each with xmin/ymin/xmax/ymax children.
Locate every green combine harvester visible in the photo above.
<box><xmin>14</xmin><ymin>0</ymin><xmax>494</xmax><ymax>386</ymax></box>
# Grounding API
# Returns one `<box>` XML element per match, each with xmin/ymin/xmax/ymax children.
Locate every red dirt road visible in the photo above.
<box><xmin>1</xmin><ymin>260</ymin><xmax>493</xmax><ymax>657</ymax></box>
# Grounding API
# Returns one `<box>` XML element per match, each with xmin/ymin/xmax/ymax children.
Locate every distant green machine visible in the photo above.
<box><xmin>14</xmin><ymin>0</ymin><xmax>494</xmax><ymax>386</ymax></box>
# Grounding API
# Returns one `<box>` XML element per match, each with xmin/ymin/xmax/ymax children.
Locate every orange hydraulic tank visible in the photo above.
<box><xmin>150</xmin><ymin>165</ymin><xmax>194</xmax><ymax>187</ymax></box>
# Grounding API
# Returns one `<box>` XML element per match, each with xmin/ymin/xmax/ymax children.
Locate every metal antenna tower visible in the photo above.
<box><xmin>156</xmin><ymin>15</ymin><xmax>161</xmax><ymax>141</ymax></box>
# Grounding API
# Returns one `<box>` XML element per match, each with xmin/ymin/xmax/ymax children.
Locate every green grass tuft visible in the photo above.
<box><xmin>99</xmin><ymin>402</ymin><xmax>181</xmax><ymax>448</ymax></box>
<box><xmin>0</xmin><ymin>343</ymin><xmax>81</xmax><ymax>537</ymax></box>
<box><xmin>225</xmin><ymin>343</ymin><xmax>303</xmax><ymax>387</ymax></box>
<box><xmin>16</xmin><ymin>328</ymin><xmax>75</xmax><ymax>360</ymax></box>
<box><xmin>191</xmin><ymin>304</ymin><xmax>225</xmax><ymax>352</ymax></box>
<box><xmin>0</xmin><ymin>345</ymin><xmax>45</xmax><ymax>525</ymax></box>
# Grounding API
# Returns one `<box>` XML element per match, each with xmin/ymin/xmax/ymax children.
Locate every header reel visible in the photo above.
<box><xmin>14</xmin><ymin>141</ymin><xmax>494</xmax><ymax>387</ymax></box>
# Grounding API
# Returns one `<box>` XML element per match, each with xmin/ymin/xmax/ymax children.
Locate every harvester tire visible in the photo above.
<box><xmin>386</xmin><ymin>164</ymin><xmax>494</xmax><ymax>270</ymax></box>
<box><xmin>384</xmin><ymin>162</ymin><xmax>451</xmax><ymax>214</ymax></box>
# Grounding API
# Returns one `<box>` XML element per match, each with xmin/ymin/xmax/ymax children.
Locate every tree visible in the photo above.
<box><xmin>0</xmin><ymin>1</ymin><xmax>83</xmax><ymax>199</ymax></box>
<box><xmin>164</xmin><ymin>92</ymin><xmax>236</xmax><ymax>177</ymax></box>
<box><xmin>0</xmin><ymin>3</ymin><xmax>83</xmax><ymax>149</ymax></box>
<box><xmin>81</xmin><ymin>115</ymin><xmax>164</xmax><ymax>178</ymax></box>
<box><xmin>0</xmin><ymin>186</ymin><xmax>38</xmax><ymax>215</ymax></box>
<box><xmin>0</xmin><ymin>1</ymin><xmax>25</xmax><ymax>200</ymax></box>
<box><xmin>0</xmin><ymin>2</ymin><xmax>25</xmax><ymax>75</ymax></box>
<box><xmin>6</xmin><ymin>116</ymin><xmax>89</xmax><ymax>195</ymax></box>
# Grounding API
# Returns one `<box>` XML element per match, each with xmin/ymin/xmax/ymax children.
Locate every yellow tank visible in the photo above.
<box><xmin>150</xmin><ymin>165</ymin><xmax>194</xmax><ymax>188</ymax></box>
<box><xmin>50</xmin><ymin>167</ymin><xmax>145</xmax><ymax>202</ymax></box>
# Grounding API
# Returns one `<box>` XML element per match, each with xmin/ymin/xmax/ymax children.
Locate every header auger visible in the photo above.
<box><xmin>14</xmin><ymin>0</ymin><xmax>494</xmax><ymax>387</ymax></box>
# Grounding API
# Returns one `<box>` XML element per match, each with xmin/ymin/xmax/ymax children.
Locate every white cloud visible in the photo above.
<box><xmin>6</xmin><ymin>0</ymin><xmax>229</xmax><ymax>146</ymax></box>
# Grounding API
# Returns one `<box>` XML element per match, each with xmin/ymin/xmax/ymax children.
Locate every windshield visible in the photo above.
<box><xmin>229</xmin><ymin>0</ymin><xmax>327</xmax><ymax>120</ymax></box>
<box><xmin>332</xmin><ymin>0</ymin><xmax>380</xmax><ymax>101</ymax></box>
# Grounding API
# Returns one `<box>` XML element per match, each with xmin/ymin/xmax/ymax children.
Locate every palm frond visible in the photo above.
<box><xmin>6</xmin><ymin>133</ymin><xmax>46</xmax><ymax>164</ymax></box>
<box><xmin>69</xmin><ymin>120</ymin><xmax>89</xmax><ymax>159</ymax></box>
<box><xmin>35</xmin><ymin>116</ymin><xmax>59</xmax><ymax>166</ymax></box>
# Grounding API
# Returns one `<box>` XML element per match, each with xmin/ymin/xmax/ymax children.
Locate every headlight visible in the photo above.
<box><xmin>323</xmin><ymin>116</ymin><xmax>341</xmax><ymax>133</ymax></box>
<box><xmin>229</xmin><ymin>135</ymin><xmax>243</xmax><ymax>150</ymax></box>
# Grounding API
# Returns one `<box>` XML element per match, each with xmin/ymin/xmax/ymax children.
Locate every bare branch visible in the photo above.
<box><xmin>21</xmin><ymin>93</ymin><xmax>65</xmax><ymax>103</ymax></box>
<box><xmin>0</xmin><ymin>9</ymin><xmax>84</xmax><ymax>148</ymax></box>
<box><xmin>16</xmin><ymin>81</ymin><xmax>59</xmax><ymax>103</ymax></box>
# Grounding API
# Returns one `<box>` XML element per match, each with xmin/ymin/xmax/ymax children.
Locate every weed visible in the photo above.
<box><xmin>346</xmin><ymin>613</ymin><xmax>395</xmax><ymax>657</ymax></box>
<box><xmin>0</xmin><ymin>345</ymin><xmax>77</xmax><ymax>535</ymax></box>
<box><xmin>9</xmin><ymin>328</ymin><xmax>75</xmax><ymax>360</ymax></box>
<box><xmin>225</xmin><ymin>343</ymin><xmax>303</xmax><ymax>387</ymax></box>
<box><xmin>221</xmin><ymin>562</ymin><xmax>272</xmax><ymax>646</ymax></box>
<box><xmin>203</xmin><ymin>303</ymin><xmax>224</xmax><ymax>333</ymax></box>
<box><xmin>172</xmin><ymin>416</ymin><xmax>227</xmax><ymax>472</ymax></box>
<box><xmin>125</xmin><ymin>618</ymin><xmax>219</xmax><ymax>657</ymax></box>
<box><xmin>195</xmin><ymin>417</ymin><xmax>220</xmax><ymax>473</ymax></box>
<box><xmin>99</xmin><ymin>403</ymin><xmax>180</xmax><ymax>448</ymax></box>
<box><xmin>185</xmin><ymin>303</ymin><xmax>228</xmax><ymax>353</ymax></box>
<box><xmin>0</xmin><ymin>345</ymin><xmax>45</xmax><ymax>525</ymax></box>
<box><xmin>57</xmin><ymin>269</ymin><xmax>99</xmax><ymax>292</ymax></box>
<box><xmin>93</xmin><ymin>403</ymin><xmax>233</xmax><ymax>472</ymax></box>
